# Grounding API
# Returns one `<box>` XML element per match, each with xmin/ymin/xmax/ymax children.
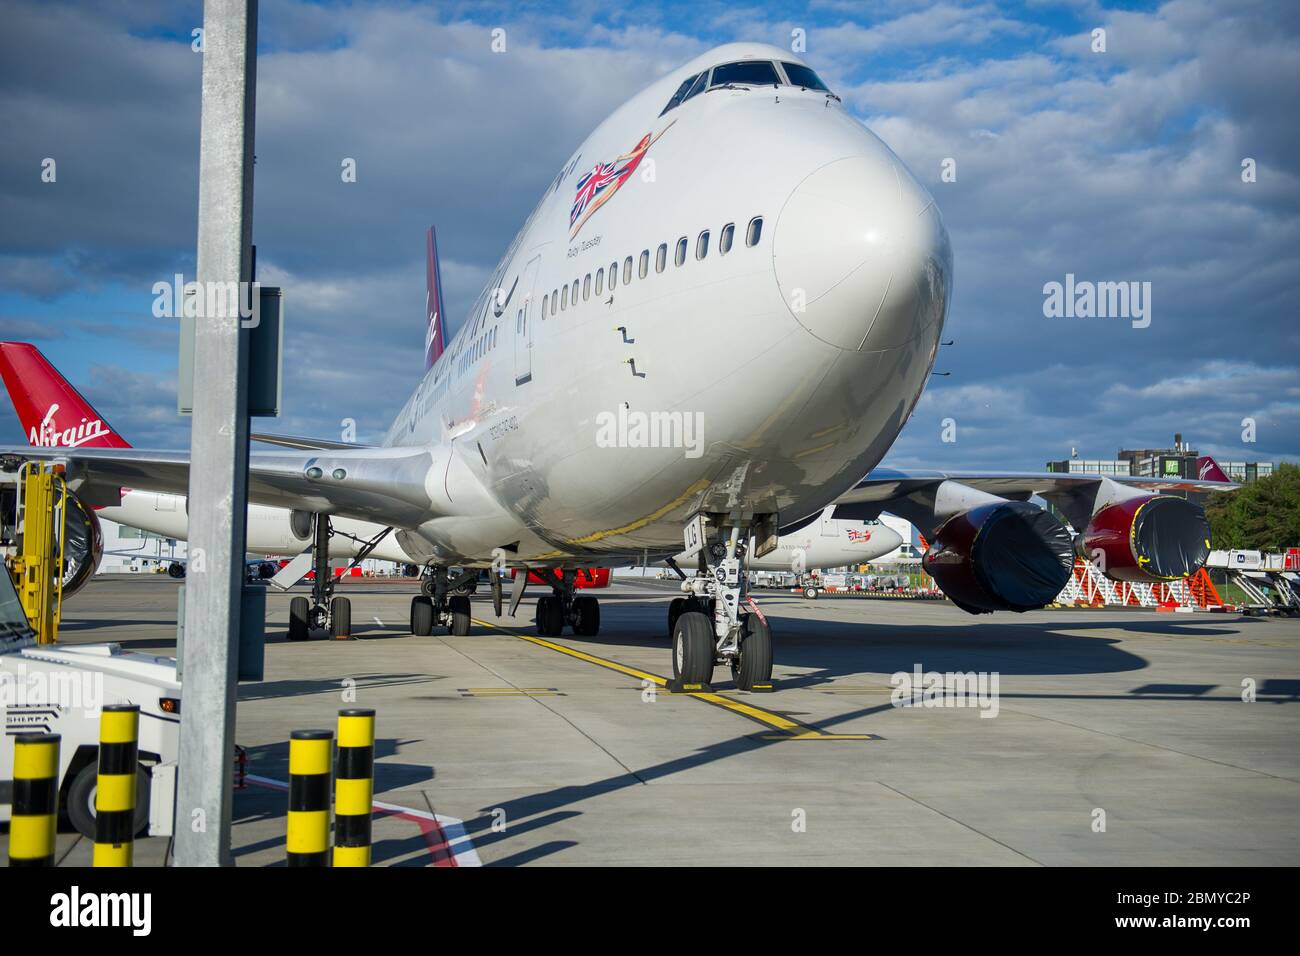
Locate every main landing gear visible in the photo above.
<box><xmin>533</xmin><ymin>569</ymin><xmax>601</xmax><ymax>638</ymax></box>
<box><xmin>286</xmin><ymin>515</ymin><xmax>391</xmax><ymax>642</ymax></box>
<box><xmin>666</xmin><ymin>524</ymin><xmax>773</xmax><ymax>692</ymax></box>
<box><xmin>288</xmin><ymin>513</ymin><xmax>351</xmax><ymax>641</ymax></box>
<box><xmin>410</xmin><ymin>566</ymin><xmax>477</xmax><ymax>637</ymax></box>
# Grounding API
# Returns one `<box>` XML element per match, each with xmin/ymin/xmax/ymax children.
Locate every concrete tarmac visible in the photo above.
<box><xmin>5</xmin><ymin>574</ymin><xmax>1298</xmax><ymax>866</ymax></box>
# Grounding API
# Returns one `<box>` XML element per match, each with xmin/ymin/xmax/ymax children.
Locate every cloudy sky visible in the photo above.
<box><xmin>1</xmin><ymin>0</ymin><xmax>1296</xmax><ymax>471</ymax></box>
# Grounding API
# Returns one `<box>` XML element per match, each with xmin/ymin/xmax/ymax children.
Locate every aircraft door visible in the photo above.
<box><xmin>514</xmin><ymin>254</ymin><xmax>542</xmax><ymax>386</ymax></box>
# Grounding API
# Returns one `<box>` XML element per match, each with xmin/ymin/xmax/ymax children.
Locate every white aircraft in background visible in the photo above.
<box><xmin>1</xmin><ymin>43</ymin><xmax>1234</xmax><ymax>691</ymax></box>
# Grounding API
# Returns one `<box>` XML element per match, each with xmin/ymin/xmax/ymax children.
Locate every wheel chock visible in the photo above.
<box><xmin>665</xmin><ymin>678</ymin><xmax>714</xmax><ymax>694</ymax></box>
<box><xmin>747</xmin><ymin>682</ymin><xmax>776</xmax><ymax>693</ymax></box>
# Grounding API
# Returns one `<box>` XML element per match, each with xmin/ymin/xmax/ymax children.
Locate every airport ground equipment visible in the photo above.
<box><xmin>1055</xmin><ymin>557</ymin><xmax>1221</xmax><ymax>609</ymax></box>
<box><xmin>0</xmin><ymin>591</ymin><xmax>181</xmax><ymax>840</ymax></box>
<box><xmin>93</xmin><ymin>704</ymin><xmax>139</xmax><ymax>867</ymax></box>
<box><xmin>1207</xmin><ymin>549</ymin><xmax>1300</xmax><ymax>615</ymax></box>
<box><xmin>286</xmin><ymin>729</ymin><xmax>333</xmax><ymax>867</ymax></box>
<box><xmin>333</xmin><ymin>709</ymin><xmax>375</xmax><ymax>867</ymax></box>
<box><xmin>5</xmin><ymin>462</ymin><xmax>68</xmax><ymax>645</ymax></box>
<box><xmin>7</xmin><ymin>733</ymin><xmax>60</xmax><ymax>866</ymax></box>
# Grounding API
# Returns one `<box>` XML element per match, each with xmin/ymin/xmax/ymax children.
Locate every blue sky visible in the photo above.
<box><xmin>1</xmin><ymin>0</ymin><xmax>1296</xmax><ymax>469</ymax></box>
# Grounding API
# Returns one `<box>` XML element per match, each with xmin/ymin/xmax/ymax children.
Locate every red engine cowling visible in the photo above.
<box><xmin>1080</xmin><ymin>494</ymin><xmax>1211</xmax><ymax>583</ymax></box>
<box><xmin>60</xmin><ymin>490</ymin><xmax>103</xmax><ymax>597</ymax></box>
<box><xmin>923</xmin><ymin>501</ymin><xmax>1075</xmax><ymax>614</ymax></box>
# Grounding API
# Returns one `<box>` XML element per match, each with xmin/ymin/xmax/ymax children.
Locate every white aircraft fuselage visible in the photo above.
<box><xmin>98</xmin><ymin>43</ymin><xmax>951</xmax><ymax>571</ymax></box>
<box><xmin>382</xmin><ymin>42</ymin><xmax>950</xmax><ymax>567</ymax></box>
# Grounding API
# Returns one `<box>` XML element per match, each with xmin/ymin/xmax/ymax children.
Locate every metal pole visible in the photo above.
<box><xmin>174</xmin><ymin>0</ymin><xmax>257</xmax><ymax>867</ymax></box>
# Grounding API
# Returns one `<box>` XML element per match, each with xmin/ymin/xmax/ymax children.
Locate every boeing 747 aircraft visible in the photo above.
<box><xmin>0</xmin><ymin>44</ymin><xmax>1233</xmax><ymax>690</ymax></box>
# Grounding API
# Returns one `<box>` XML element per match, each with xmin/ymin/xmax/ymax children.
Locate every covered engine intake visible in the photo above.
<box><xmin>923</xmin><ymin>501</ymin><xmax>1075</xmax><ymax>614</ymax></box>
<box><xmin>1080</xmin><ymin>494</ymin><xmax>1211</xmax><ymax>583</ymax></box>
<box><xmin>59</xmin><ymin>489</ymin><xmax>103</xmax><ymax>597</ymax></box>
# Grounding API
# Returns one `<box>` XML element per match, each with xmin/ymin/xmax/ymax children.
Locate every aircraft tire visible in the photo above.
<box><xmin>667</xmin><ymin>597</ymin><xmax>688</xmax><ymax>637</ymax></box>
<box><xmin>448</xmin><ymin>595</ymin><xmax>472</xmax><ymax>635</ymax></box>
<box><xmin>536</xmin><ymin>595</ymin><xmax>564</xmax><ymax>637</ymax></box>
<box><xmin>732</xmin><ymin>613</ymin><xmax>773</xmax><ymax>691</ymax></box>
<box><xmin>330</xmin><ymin>597</ymin><xmax>352</xmax><ymax>638</ymax></box>
<box><xmin>672</xmin><ymin>611</ymin><xmax>714</xmax><ymax>685</ymax></box>
<box><xmin>289</xmin><ymin>596</ymin><xmax>311</xmax><ymax>641</ymax></box>
<box><xmin>411</xmin><ymin>595</ymin><xmax>434</xmax><ymax>636</ymax></box>
<box><xmin>573</xmin><ymin>595</ymin><xmax>600</xmax><ymax>636</ymax></box>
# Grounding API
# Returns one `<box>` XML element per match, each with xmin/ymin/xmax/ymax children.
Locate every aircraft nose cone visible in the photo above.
<box><xmin>877</xmin><ymin>525</ymin><xmax>904</xmax><ymax>554</ymax></box>
<box><xmin>774</xmin><ymin>153</ymin><xmax>952</xmax><ymax>351</ymax></box>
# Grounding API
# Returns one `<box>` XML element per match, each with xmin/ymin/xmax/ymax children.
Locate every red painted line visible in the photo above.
<box><xmin>245</xmin><ymin>774</ymin><xmax>457</xmax><ymax>866</ymax></box>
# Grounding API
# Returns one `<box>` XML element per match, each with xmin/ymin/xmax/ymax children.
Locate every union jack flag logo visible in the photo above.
<box><xmin>846</xmin><ymin>528</ymin><xmax>872</xmax><ymax>542</ymax></box>
<box><xmin>569</xmin><ymin>121</ymin><xmax>674</xmax><ymax>237</ymax></box>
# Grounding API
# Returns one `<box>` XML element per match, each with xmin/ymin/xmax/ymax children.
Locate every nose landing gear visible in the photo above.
<box><xmin>668</xmin><ymin>521</ymin><xmax>774</xmax><ymax>693</ymax></box>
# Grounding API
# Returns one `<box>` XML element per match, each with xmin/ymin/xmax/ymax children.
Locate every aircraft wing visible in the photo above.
<box><xmin>0</xmin><ymin>444</ymin><xmax>442</xmax><ymax>528</ymax></box>
<box><xmin>832</xmin><ymin>468</ymin><xmax>1239</xmax><ymax>536</ymax></box>
<box><xmin>250</xmin><ymin>432</ymin><xmax>374</xmax><ymax>451</ymax></box>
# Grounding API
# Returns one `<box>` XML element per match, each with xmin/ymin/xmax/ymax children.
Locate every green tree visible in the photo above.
<box><xmin>1205</xmin><ymin>463</ymin><xmax>1300</xmax><ymax>551</ymax></box>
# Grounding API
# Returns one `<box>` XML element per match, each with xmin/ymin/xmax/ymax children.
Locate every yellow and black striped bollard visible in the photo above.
<box><xmin>94</xmin><ymin>703</ymin><xmax>139</xmax><ymax>867</ymax></box>
<box><xmin>287</xmin><ymin>729</ymin><xmax>333</xmax><ymax>866</ymax></box>
<box><xmin>334</xmin><ymin>708</ymin><xmax>375</xmax><ymax>867</ymax></box>
<box><xmin>9</xmin><ymin>733</ymin><xmax>60</xmax><ymax>867</ymax></box>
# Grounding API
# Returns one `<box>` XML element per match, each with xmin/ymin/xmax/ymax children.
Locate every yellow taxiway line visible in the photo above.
<box><xmin>474</xmin><ymin>619</ymin><xmax>878</xmax><ymax>741</ymax></box>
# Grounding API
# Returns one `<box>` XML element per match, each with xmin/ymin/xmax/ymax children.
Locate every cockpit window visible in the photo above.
<box><xmin>661</xmin><ymin>59</ymin><xmax>833</xmax><ymax>115</ymax></box>
<box><xmin>682</xmin><ymin>71</ymin><xmax>708</xmax><ymax>102</ymax></box>
<box><xmin>709</xmin><ymin>60</ymin><xmax>780</xmax><ymax>89</ymax></box>
<box><xmin>780</xmin><ymin>62</ymin><xmax>830</xmax><ymax>92</ymax></box>
<box><xmin>660</xmin><ymin>73</ymin><xmax>699</xmax><ymax>116</ymax></box>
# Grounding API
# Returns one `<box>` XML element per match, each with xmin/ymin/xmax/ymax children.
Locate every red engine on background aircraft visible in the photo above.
<box><xmin>517</xmin><ymin>568</ymin><xmax>611</xmax><ymax>589</ymax></box>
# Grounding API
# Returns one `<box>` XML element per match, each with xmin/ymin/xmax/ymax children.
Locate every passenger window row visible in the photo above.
<box><xmin>541</xmin><ymin>215</ymin><xmax>764</xmax><ymax>320</ymax></box>
<box><xmin>457</xmin><ymin>325</ymin><xmax>498</xmax><ymax>375</ymax></box>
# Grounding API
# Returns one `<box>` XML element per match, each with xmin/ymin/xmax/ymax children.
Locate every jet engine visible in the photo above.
<box><xmin>922</xmin><ymin>501</ymin><xmax>1075</xmax><ymax>614</ymax></box>
<box><xmin>1079</xmin><ymin>494</ymin><xmax>1211</xmax><ymax>583</ymax></box>
<box><xmin>58</xmin><ymin>488</ymin><xmax>103</xmax><ymax>597</ymax></box>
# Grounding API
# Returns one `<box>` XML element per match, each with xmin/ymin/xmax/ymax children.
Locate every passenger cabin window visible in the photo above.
<box><xmin>551</xmin><ymin>289</ymin><xmax>558</xmax><ymax>315</ymax></box>
<box><xmin>571</xmin><ymin>279</ymin><xmax>579</xmax><ymax>303</ymax></box>
<box><xmin>638</xmin><ymin>250</ymin><xmax>649</xmax><ymax>279</ymax></box>
<box><xmin>746</xmin><ymin>216</ymin><xmax>763</xmax><ymax>247</ymax></box>
<box><xmin>780</xmin><ymin>62</ymin><xmax>830</xmax><ymax>92</ymax></box>
<box><xmin>561</xmin><ymin>285</ymin><xmax>568</xmax><ymax>310</ymax></box>
<box><xmin>674</xmin><ymin>237</ymin><xmax>687</xmax><ymax>266</ymax></box>
<box><xmin>696</xmin><ymin>230</ymin><xmax>710</xmax><ymax>260</ymax></box>
<box><xmin>656</xmin><ymin>243</ymin><xmax>667</xmax><ymax>273</ymax></box>
<box><xmin>583</xmin><ymin>274</ymin><xmax>591</xmax><ymax>300</ymax></box>
<box><xmin>609</xmin><ymin>262</ymin><xmax>618</xmax><ymax>289</ymax></box>
<box><xmin>709</xmin><ymin>60</ymin><xmax>780</xmax><ymax>89</ymax></box>
<box><xmin>595</xmin><ymin>268</ymin><xmax>604</xmax><ymax>296</ymax></box>
<box><xmin>720</xmin><ymin>223</ymin><xmax>734</xmax><ymax>254</ymax></box>
<box><xmin>542</xmin><ymin>294</ymin><xmax>548</xmax><ymax>317</ymax></box>
<box><xmin>623</xmin><ymin>256</ymin><xmax>633</xmax><ymax>284</ymax></box>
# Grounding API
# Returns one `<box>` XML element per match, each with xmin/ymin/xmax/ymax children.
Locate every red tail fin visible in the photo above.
<box><xmin>0</xmin><ymin>342</ymin><xmax>131</xmax><ymax>449</ymax></box>
<box><xmin>1195</xmin><ymin>456</ymin><xmax>1231</xmax><ymax>482</ymax></box>
<box><xmin>425</xmin><ymin>226</ymin><xmax>446</xmax><ymax>369</ymax></box>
